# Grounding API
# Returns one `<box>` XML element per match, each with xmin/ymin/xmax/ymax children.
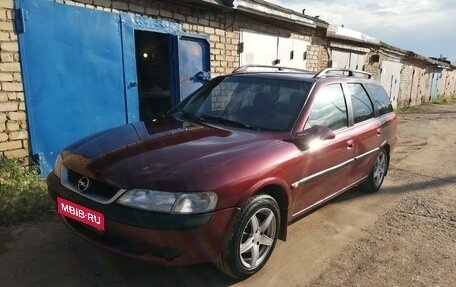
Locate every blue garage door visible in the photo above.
<box><xmin>176</xmin><ymin>35</ymin><xmax>211</xmax><ymax>102</ymax></box>
<box><xmin>17</xmin><ymin>0</ymin><xmax>127</xmax><ymax>175</ymax></box>
<box><xmin>16</xmin><ymin>0</ymin><xmax>209</xmax><ymax>176</ymax></box>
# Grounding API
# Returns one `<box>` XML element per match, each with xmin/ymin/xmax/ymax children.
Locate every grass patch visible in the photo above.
<box><xmin>0</xmin><ymin>158</ymin><xmax>52</xmax><ymax>226</ymax></box>
<box><xmin>431</xmin><ymin>97</ymin><xmax>456</xmax><ymax>105</ymax></box>
<box><xmin>395</xmin><ymin>107</ymin><xmax>421</xmax><ymax>114</ymax></box>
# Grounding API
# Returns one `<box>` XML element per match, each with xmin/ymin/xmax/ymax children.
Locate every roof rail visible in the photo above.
<box><xmin>314</xmin><ymin>68</ymin><xmax>372</xmax><ymax>79</ymax></box>
<box><xmin>233</xmin><ymin>65</ymin><xmax>311</xmax><ymax>74</ymax></box>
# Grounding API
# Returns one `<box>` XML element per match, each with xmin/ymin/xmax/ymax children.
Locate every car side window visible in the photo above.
<box><xmin>306</xmin><ymin>84</ymin><xmax>348</xmax><ymax>130</ymax></box>
<box><xmin>366</xmin><ymin>84</ymin><xmax>394</xmax><ymax>115</ymax></box>
<box><xmin>347</xmin><ymin>83</ymin><xmax>374</xmax><ymax>124</ymax></box>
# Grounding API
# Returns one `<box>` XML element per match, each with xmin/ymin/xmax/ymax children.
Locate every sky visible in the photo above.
<box><xmin>268</xmin><ymin>0</ymin><xmax>456</xmax><ymax>62</ymax></box>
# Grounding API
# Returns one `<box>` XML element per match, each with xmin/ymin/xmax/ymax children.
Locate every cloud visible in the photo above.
<box><xmin>268</xmin><ymin>0</ymin><xmax>456</xmax><ymax>60</ymax></box>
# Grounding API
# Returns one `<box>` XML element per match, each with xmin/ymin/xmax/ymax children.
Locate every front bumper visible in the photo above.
<box><xmin>47</xmin><ymin>173</ymin><xmax>239</xmax><ymax>265</ymax></box>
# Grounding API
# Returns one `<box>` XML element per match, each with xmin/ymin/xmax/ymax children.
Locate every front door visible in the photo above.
<box><xmin>292</xmin><ymin>84</ymin><xmax>355</xmax><ymax>217</ymax></box>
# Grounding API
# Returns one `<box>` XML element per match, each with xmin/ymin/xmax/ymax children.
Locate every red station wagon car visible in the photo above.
<box><xmin>47</xmin><ymin>66</ymin><xmax>398</xmax><ymax>278</ymax></box>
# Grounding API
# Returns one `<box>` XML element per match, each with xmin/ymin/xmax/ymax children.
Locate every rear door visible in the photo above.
<box><xmin>345</xmin><ymin>82</ymin><xmax>383</xmax><ymax>182</ymax></box>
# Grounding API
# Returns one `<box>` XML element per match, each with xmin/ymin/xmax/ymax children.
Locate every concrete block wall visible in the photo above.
<box><xmin>0</xmin><ymin>0</ymin><xmax>29</xmax><ymax>162</ymax></box>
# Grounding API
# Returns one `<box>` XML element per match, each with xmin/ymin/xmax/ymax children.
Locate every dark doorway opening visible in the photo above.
<box><xmin>135</xmin><ymin>31</ymin><xmax>171</xmax><ymax>121</ymax></box>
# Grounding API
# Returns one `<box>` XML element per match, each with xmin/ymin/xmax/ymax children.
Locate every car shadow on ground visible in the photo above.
<box><xmin>64</xmin><ymin>237</ymin><xmax>238</xmax><ymax>287</ymax></box>
<box><xmin>331</xmin><ymin>171</ymin><xmax>456</xmax><ymax>204</ymax></box>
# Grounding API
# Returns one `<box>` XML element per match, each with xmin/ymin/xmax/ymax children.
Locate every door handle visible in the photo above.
<box><xmin>346</xmin><ymin>139</ymin><xmax>354</xmax><ymax>149</ymax></box>
<box><xmin>127</xmin><ymin>81</ymin><xmax>137</xmax><ymax>89</ymax></box>
<box><xmin>196</xmin><ymin>71</ymin><xmax>211</xmax><ymax>81</ymax></box>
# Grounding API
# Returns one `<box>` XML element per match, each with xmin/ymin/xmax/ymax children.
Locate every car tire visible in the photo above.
<box><xmin>216</xmin><ymin>194</ymin><xmax>280</xmax><ymax>279</ymax></box>
<box><xmin>362</xmin><ymin>148</ymin><xmax>389</xmax><ymax>192</ymax></box>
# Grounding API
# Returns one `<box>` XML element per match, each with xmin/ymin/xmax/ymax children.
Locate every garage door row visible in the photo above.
<box><xmin>16</xmin><ymin>0</ymin><xmax>210</xmax><ymax>175</ymax></box>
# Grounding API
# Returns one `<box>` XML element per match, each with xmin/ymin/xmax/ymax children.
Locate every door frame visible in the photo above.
<box><xmin>120</xmin><ymin>14</ymin><xmax>181</xmax><ymax>123</ymax></box>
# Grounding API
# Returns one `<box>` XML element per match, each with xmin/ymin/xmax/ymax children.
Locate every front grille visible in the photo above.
<box><xmin>66</xmin><ymin>169</ymin><xmax>120</xmax><ymax>200</ymax></box>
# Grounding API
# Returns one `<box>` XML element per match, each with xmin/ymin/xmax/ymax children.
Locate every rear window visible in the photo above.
<box><xmin>366</xmin><ymin>84</ymin><xmax>393</xmax><ymax>115</ymax></box>
<box><xmin>347</xmin><ymin>83</ymin><xmax>374</xmax><ymax>124</ymax></box>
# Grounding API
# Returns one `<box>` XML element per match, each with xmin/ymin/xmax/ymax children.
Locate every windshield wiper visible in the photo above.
<box><xmin>174</xmin><ymin>108</ymin><xmax>198</xmax><ymax>122</ymax></box>
<box><xmin>199</xmin><ymin>114</ymin><xmax>255</xmax><ymax>130</ymax></box>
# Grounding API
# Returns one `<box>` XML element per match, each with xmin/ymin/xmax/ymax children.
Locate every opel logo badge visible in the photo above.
<box><xmin>77</xmin><ymin>176</ymin><xmax>90</xmax><ymax>192</ymax></box>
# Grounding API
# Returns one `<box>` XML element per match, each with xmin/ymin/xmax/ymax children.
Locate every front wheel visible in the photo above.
<box><xmin>362</xmin><ymin>148</ymin><xmax>389</xmax><ymax>192</ymax></box>
<box><xmin>216</xmin><ymin>194</ymin><xmax>280</xmax><ymax>279</ymax></box>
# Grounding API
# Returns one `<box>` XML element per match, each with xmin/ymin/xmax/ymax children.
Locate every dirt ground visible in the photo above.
<box><xmin>0</xmin><ymin>103</ymin><xmax>455</xmax><ymax>287</ymax></box>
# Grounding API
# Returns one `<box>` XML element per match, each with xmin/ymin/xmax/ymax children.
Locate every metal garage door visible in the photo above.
<box><xmin>430</xmin><ymin>68</ymin><xmax>443</xmax><ymax>101</ymax></box>
<box><xmin>331</xmin><ymin>50</ymin><xmax>365</xmax><ymax>70</ymax></box>
<box><xmin>16</xmin><ymin>0</ymin><xmax>209</xmax><ymax>176</ymax></box>
<box><xmin>240</xmin><ymin>30</ymin><xmax>309</xmax><ymax>69</ymax></box>
<box><xmin>380</xmin><ymin>61</ymin><xmax>402</xmax><ymax>109</ymax></box>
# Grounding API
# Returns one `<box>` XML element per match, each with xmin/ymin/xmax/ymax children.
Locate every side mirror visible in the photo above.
<box><xmin>292</xmin><ymin>125</ymin><xmax>335</xmax><ymax>150</ymax></box>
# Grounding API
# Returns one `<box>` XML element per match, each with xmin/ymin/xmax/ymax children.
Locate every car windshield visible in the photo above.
<box><xmin>176</xmin><ymin>75</ymin><xmax>313</xmax><ymax>131</ymax></box>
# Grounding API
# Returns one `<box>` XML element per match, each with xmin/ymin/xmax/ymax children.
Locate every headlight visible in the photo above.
<box><xmin>53</xmin><ymin>154</ymin><xmax>63</xmax><ymax>178</ymax></box>
<box><xmin>116</xmin><ymin>189</ymin><xmax>218</xmax><ymax>214</ymax></box>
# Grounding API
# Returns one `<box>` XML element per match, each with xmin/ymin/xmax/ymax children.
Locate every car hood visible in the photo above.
<box><xmin>62</xmin><ymin>115</ymin><xmax>293</xmax><ymax>191</ymax></box>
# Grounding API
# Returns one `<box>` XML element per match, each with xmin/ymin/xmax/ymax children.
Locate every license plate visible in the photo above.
<box><xmin>57</xmin><ymin>197</ymin><xmax>105</xmax><ymax>231</ymax></box>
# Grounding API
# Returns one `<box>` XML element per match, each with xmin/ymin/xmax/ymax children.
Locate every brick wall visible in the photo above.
<box><xmin>307</xmin><ymin>37</ymin><xmax>329</xmax><ymax>71</ymax></box>
<box><xmin>404</xmin><ymin>61</ymin><xmax>433</xmax><ymax>105</ymax></box>
<box><xmin>0</xmin><ymin>0</ymin><xmax>29</xmax><ymax>162</ymax></box>
<box><xmin>61</xmin><ymin>0</ymin><xmax>245</xmax><ymax>76</ymax></box>
<box><xmin>58</xmin><ymin>0</ymin><xmax>244</xmax><ymax>76</ymax></box>
<box><xmin>364</xmin><ymin>51</ymin><xmax>381</xmax><ymax>81</ymax></box>
<box><xmin>61</xmin><ymin>0</ymin><xmax>319</xmax><ymax>76</ymax></box>
<box><xmin>397</xmin><ymin>65</ymin><xmax>414</xmax><ymax>107</ymax></box>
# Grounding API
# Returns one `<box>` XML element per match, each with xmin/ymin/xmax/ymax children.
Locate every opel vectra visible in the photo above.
<box><xmin>47</xmin><ymin>66</ymin><xmax>398</xmax><ymax>278</ymax></box>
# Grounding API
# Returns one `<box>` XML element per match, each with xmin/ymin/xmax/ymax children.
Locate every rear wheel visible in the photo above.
<box><xmin>362</xmin><ymin>148</ymin><xmax>388</xmax><ymax>192</ymax></box>
<box><xmin>216</xmin><ymin>194</ymin><xmax>280</xmax><ymax>279</ymax></box>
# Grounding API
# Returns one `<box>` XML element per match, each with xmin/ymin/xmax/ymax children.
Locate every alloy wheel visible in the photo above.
<box><xmin>239</xmin><ymin>207</ymin><xmax>277</xmax><ymax>269</ymax></box>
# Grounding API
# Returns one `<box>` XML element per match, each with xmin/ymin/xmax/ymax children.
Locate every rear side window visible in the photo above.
<box><xmin>347</xmin><ymin>83</ymin><xmax>374</xmax><ymax>124</ymax></box>
<box><xmin>306</xmin><ymin>84</ymin><xmax>348</xmax><ymax>130</ymax></box>
<box><xmin>366</xmin><ymin>84</ymin><xmax>394</xmax><ymax>115</ymax></box>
